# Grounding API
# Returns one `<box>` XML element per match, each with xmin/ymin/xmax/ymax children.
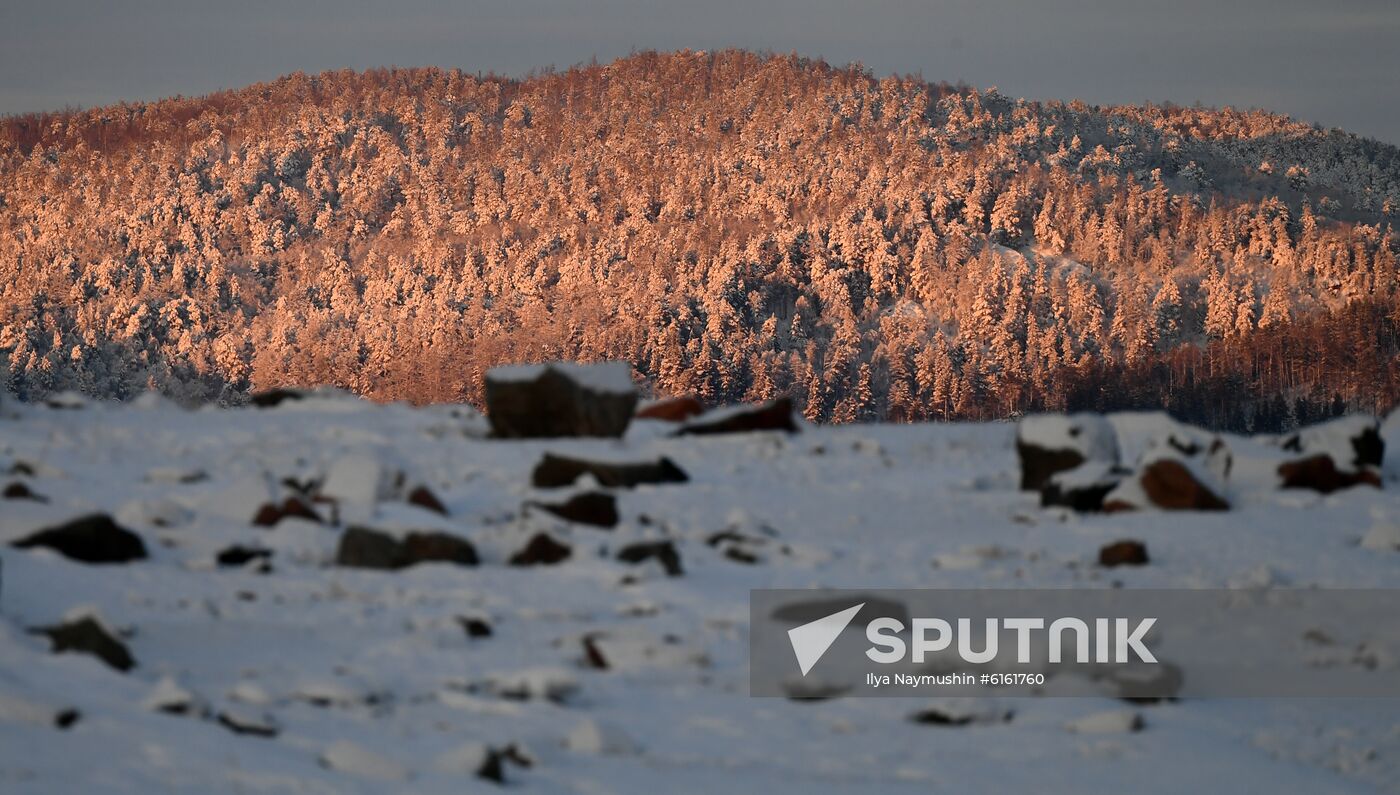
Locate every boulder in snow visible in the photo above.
<box><xmin>676</xmin><ymin>397</ymin><xmax>799</xmax><ymax>435</ymax></box>
<box><xmin>1278</xmin><ymin>414</ymin><xmax>1385</xmax><ymax>470</ymax></box>
<box><xmin>528</xmin><ymin>491</ymin><xmax>619</xmax><ymax>528</ymax></box>
<box><xmin>1065</xmin><ymin>709</ymin><xmax>1144</xmax><ymax>734</ymax></box>
<box><xmin>406</xmin><ymin>484</ymin><xmax>448</xmax><ymax>515</ymax></box>
<box><xmin>1278</xmin><ymin>455</ymin><xmax>1381</xmax><ymax>494</ymax></box>
<box><xmin>1104</xmin><ymin>456</ymin><xmax>1229</xmax><ymax>512</ymax></box>
<box><xmin>531</xmin><ymin>453</ymin><xmax>688</xmax><ymax>489</ymax></box>
<box><xmin>2</xmin><ymin>481</ymin><xmax>47</xmax><ymax>502</ymax></box>
<box><xmin>336</xmin><ymin>526</ymin><xmax>479</xmax><ymax>570</ymax></box>
<box><xmin>484</xmin><ymin>361</ymin><xmax>638</xmax><ymax>438</ymax></box>
<box><xmin>508</xmin><ymin>533</ymin><xmax>572</xmax><ymax>566</ymax></box>
<box><xmin>251</xmin><ymin>496</ymin><xmax>323</xmax><ymax>527</ymax></box>
<box><xmin>1040</xmin><ymin>461</ymin><xmax>1127</xmax><ymax>512</ymax></box>
<box><xmin>32</xmin><ymin>614</ymin><xmax>135</xmax><ymax>672</ymax></box>
<box><xmin>11</xmin><ymin>514</ymin><xmax>147</xmax><ymax>564</ymax></box>
<box><xmin>615</xmin><ymin>540</ymin><xmax>683</xmax><ymax>576</ymax></box>
<box><xmin>1098</xmin><ymin>539</ymin><xmax>1149</xmax><ymax>567</ymax></box>
<box><xmin>1016</xmin><ymin>413</ymin><xmax>1119</xmax><ymax>491</ymax></box>
<box><xmin>216</xmin><ymin>708</ymin><xmax>279</xmax><ymax>738</ymax></box>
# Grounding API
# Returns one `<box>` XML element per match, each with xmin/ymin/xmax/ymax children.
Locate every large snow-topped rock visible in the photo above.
<box><xmin>485</xmin><ymin>361</ymin><xmax>638</xmax><ymax>438</ymax></box>
<box><xmin>1277</xmin><ymin>414</ymin><xmax>1384</xmax><ymax>471</ymax></box>
<box><xmin>1103</xmin><ymin>450</ymin><xmax>1229</xmax><ymax>512</ymax></box>
<box><xmin>1252</xmin><ymin>415</ymin><xmax>1385</xmax><ymax>494</ymax></box>
<box><xmin>1016</xmin><ymin>413</ymin><xmax>1119</xmax><ymax>491</ymax></box>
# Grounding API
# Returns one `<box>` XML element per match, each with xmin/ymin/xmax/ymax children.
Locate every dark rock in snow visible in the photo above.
<box><xmin>909</xmin><ymin>707</ymin><xmax>1014</xmax><ymax>727</ymax></box>
<box><xmin>54</xmin><ymin>709</ymin><xmax>81</xmax><ymax>729</ymax></box>
<box><xmin>484</xmin><ymin>362</ymin><xmax>637</xmax><ymax>438</ymax></box>
<box><xmin>529</xmin><ymin>492</ymin><xmax>619</xmax><ymax>528</ymax></box>
<box><xmin>406</xmin><ymin>484</ymin><xmax>449</xmax><ymax>515</ymax></box>
<box><xmin>1016</xmin><ymin>414</ymin><xmax>1119</xmax><ymax>491</ymax></box>
<box><xmin>676</xmin><ymin>397</ymin><xmax>798</xmax><ymax>436</ymax></box>
<box><xmin>1278</xmin><ymin>455</ymin><xmax>1381</xmax><ymax>494</ymax></box>
<box><xmin>216</xmin><ymin>710</ymin><xmax>279</xmax><ymax>738</ymax></box>
<box><xmin>251</xmin><ymin>496</ymin><xmax>323</xmax><ymax>527</ymax></box>
<box><xmin>33</xmin><ymin>615</ymin><xmax>135</xmax><ymax>672</ymax></box>
<box><xmin>216</xmin><ymin>546</ymin><xmax>273</xmax><ymax>568</ymax></box>
<box><xmin>477</xmin><ymin>744</ymin><xmax>532</xmax><ymax>784</ymax></box>
<box><xmin>11</xmin><ymin>514</ymin><xmax>147</xmax><ymax>564</ymax></box>
<box><xmin>616</xmin><ymin>540</ymin><xmax>683</xmax><ymax>576</ymax></box>
<box><xmin>1099</xmin><ymin>540</ymin><xmax>1150</xmax><ymax>567</ymax></box>
<box><xmin>508</xmin><ymin>533</ymin><xmax>572</xmax><ymax>566</ymax></box>
<box><xmin>636</xmin><ymin>395</ymin><xmax>706</xmax><ymax>422</ymax></box>
<box><xmin>581</xmin><ymin>634</ymin><xmax>610</xmax><ymax>669</ymax></box>
<box><xmin>336</xmin><ymin>527</ymin><xmax>479</xmax><ymax>570</ymax></box>
<box><xmin>1041</xmin><ymin>464</ymin><xmax>1128</xmax><ymax>512</ymax></box>
<box><xmin>248</xmin><ymin>388</ymin><xmax>306</xmax><ymax>408</ymax></box>
<box><xmin>3</xmin><ymin>481</ymin><xmax>47</xmax><ymax>502</ymax></box>
<box><xmin>458</xmin><ymin>616</ymin><xmax>493</xmax><ymax>638</ymax></box>
<box><xmin>531</xmin><ymin>453</ymin><xmax>688</xmax><ymax>489</ymax></box>
<box><xmin>1280</xmin><ymin>415</ymin><xmax>1385</xmax><ymax>470</ymax></box>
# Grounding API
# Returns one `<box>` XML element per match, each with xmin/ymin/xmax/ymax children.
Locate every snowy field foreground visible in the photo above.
<box><xmin>2</xmin><ymin>392</ymin><xmax>1400</xmax><ymax>794</ymax></box>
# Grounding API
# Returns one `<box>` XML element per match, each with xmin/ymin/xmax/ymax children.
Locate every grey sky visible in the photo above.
<box><xmin>2</xmin><ymin>0</ymin><xmax>1398</xmax><ymax>145</ymax></box>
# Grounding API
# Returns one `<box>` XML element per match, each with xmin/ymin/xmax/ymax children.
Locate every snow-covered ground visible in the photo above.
<box><xmin>1</xmin><ymin>392</ymin><xmax>1399</xmax><ymax>793</ymax></box>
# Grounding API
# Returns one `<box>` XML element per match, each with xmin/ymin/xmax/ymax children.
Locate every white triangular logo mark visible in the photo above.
<box><xmin>787</xmin><ymin>603</ymin><xmax>864</xmax><ymax>676</ymax></box>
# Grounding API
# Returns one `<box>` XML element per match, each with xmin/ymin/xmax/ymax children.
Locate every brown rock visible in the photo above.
<box><xmin>336</xmin><ymin>526</ymin><xmax>479</xmax><ymax>569</ymax></box>
<box><xmin>1099</xmin><ymin>540</ymin><xmax>1150</xmax><ymax>567</ymax></box>
<box><xmin>1138</xmin><ymin>459</ymin><xmax>1229</xmax><ymax>511</ymax></box>
<box><xmin>1278</xmin><ymin>455</ymin><xmax>1382</xmax><ymax>494</ymax></box>
<box><xmin>1016</xmin><ymin>444</ymin><xmax>1085</xmax><ymax>492</ymax></box>
<box><xmin>406</xmin><ymin>485</ymin><xmax>449</xmax><ymax>515</ymax></box>
<box><xmin>677</xmin><ymin>397</ymin><xmax>798</xmax><ymax>435</ymax></box>
<box><xmin>508</xmin><ymin>532</ymin><xmax>572</xmax><ymax>566</ymax></box>
<box><xmin>636</xmin><ymin>395</ymin><xmax>705</xmax><ymax>422</ymax></box>
<box><xmin>252</xmin><ymin>496</ymin><xmax>323</xmax><ymax>527</ymax></box>
<box><xmin>248</xmin><ymin>388</ymin><xmax>306</xmax><ymax>408</ymax></box>
<box><xmin>531</xmin><ymin>453</ymin><xmax>688</xmax><ymax>489</ymax></box>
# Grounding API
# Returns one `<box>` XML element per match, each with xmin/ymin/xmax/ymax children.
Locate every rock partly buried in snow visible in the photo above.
<box><xmin>1277</xmin><ymin>455</ymin><xmax>1381</xmax><ymax>494</ymax></box>
<box><xmin>251</xmin><ymin>496</ymin><xmax>323</xmax><ymax>527</ymax></box>
<box><xmin>215</xmin><ymin>545</ymin><xmax>273</xmax><ymax>569</ymax></box>
<box><xmin>11</xmin><ymin>514</ymin><xmax>148</xmax><ymax>564</ymax></box>
<box><xmin>531</xmin><ymin>453</ymin><xmax>688</xmax><ymax>489</ymax></box>
<box><xmin>1279</xmin><ymin>414</ymin><xmax>1385</xmax><ymax>470</ymax></box>
<box><xmin>1065</xmin><ymin>709</ymin><xmax>1144</xmax><ymax>734</ymax></box>
<box><xmin>458</xmin><ymin>616</ymin><xmax>494</xmax><ymax>638</ymax></box>
<box><xmin>676</xmin><ymin>397</ymin><xmax>799</xmax><ymax>435</ymax></box>
<box><xmin>2</xmin><ymin>481</ymin><xmax>47</xmax><ymax>502</ymax></box>
<box><xmin>1104</xmin><ymin>457</ymin><xmax>1229</xmax><ymax>512</ymax></box>
<box><xmin>32</xmin><ymin>614</ymin><xmax>135</xmax><ymax>672</ymax></box>
<box><xmin>909</xmin><ymin>700</ymin><xmax>1014</xmax><ymax>727</ymax></box>
<box><xmin>1016</xmin><ymin>413</ymin><xmax>1119</xmax><ymax>491</ymax></box>
<box><xmin>1098</xmin><ymin>540</ymin><xmax>1150</xmax><ymax>567</ymax></box>
<box><xmin>1041</xmin><ymin>461</ymin><xmax>1127</xmax><ymax>512</ymax></box>
<box><xmin>508</xmin><ymin>533</ymin><xmax>573</xmax><ymax>566</ymax></box>
<box><xmin>616</xmin><ymin>540</ymin><xmax>683</xmax><ymax>576</ymax></box>
<box><xmin>527</xmin><ymin>492</ymin><xmax>620</xmax><ymax>528</ymax></box>
<box><xmin>336</xmin><ymin>526</ymin><xmax>479</xmax><ymax>570</ymax></box>
<box><xmin>216</xmin><ymin>709</ymin><xmax>278</xmax><ymax>738</ymax></box>
<box><xmin>636</xmin><ymin>394</ymin><xmax>705</xmax><ymax>423</ymax></box>
<box><xmin>484</xmin><ymin>361</ymin><xmax>637</xmax><ymax>438</ymax></box>
<box><xmin>143</xmin><ymin>676</ymin><xmax>201</xmax><ymax>715</ymax></box>
<box><xmin>406</xmin><ymin>484</ymin><xmax>448</xmax><ymax>515</ymax></box>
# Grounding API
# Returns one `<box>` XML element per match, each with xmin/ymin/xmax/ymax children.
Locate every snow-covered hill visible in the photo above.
<box><xmin>2</xmin><ymin>392</ymin><xmax>1399</xmax><ymax>793</ymax></box>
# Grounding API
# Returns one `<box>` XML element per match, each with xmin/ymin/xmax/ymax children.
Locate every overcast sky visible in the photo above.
<box><xmin>2</xmin><ymin>0</ymin><xmax>1398</xmax><ymax>144</ymax></box>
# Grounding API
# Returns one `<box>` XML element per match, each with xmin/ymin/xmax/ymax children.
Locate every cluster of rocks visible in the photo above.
<box><xmin>1018</xmin><ymin>412</ymin><xmax>1387</xmax><ymax>514</ymax></box>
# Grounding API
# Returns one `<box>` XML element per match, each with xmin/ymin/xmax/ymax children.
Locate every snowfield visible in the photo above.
<box><xmin>1</xmin><ymin>392</ymin><xmax>1399</xmax><ymax>793</ymax></box>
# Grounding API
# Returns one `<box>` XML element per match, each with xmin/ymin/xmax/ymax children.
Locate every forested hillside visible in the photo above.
<box><xmin>2</xmin><ymin>50</ymin><xmax>1398</xmax><ymax>428</ymax></box>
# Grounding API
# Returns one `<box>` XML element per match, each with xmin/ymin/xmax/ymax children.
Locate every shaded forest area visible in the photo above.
<box><xmin>1</xmin><ymin>50</ymin><xmax>1398</xmax><ymax>431</ymax></box>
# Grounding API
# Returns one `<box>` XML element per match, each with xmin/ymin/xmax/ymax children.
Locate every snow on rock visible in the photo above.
<box><xmin>1103</xmin><ymin>451</ymin><xmax>1229</xmax><ymax>512</ymax></box>
<box><xmin>318</xmin><ymin>740</ymin><xmax>410</xmax><ymax>782</ymax></box>
<box><xmin>1276</xmin><ymin>415</ymin><xmax>1385</xmax><ymax>471</ymax></box>
<box><xmin>142</xmin><ymin>676</ymin><xmax>200</xmax><ymax>715</ymax></box>
<box><xmin>1016</xmin><ymin>413</ymin><xmax>1119</xmax><ymax>491</ymax></box>
<box><xmin>676</xmin><ymin>397</ymin><xmax>800</xmax><ymax>435</ymax></box>
<box><xmin>319</xmin><ymin>452</ymin><xmax>397</xmax><ymax>507</ymax></box>
<box><xmin>484</xmin><ymin>361</ymin><xmax>638</xmax><ymax>438</ymax></box>
<box><xmin>566</xmin><ymin>718</ymin><xmax>640</xmax><ymax>755</ymax></box>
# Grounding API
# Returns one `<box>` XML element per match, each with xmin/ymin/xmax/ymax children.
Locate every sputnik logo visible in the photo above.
<box><xmin>787</xmin><ymin>603</ymin><xmax>864</xmax><ymax>676</ymax></box>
